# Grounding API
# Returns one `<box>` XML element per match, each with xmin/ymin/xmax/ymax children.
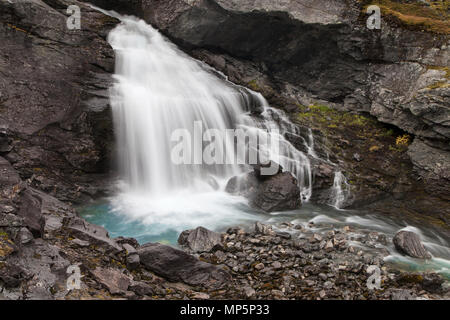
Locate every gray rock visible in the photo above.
<box><xmin>393</xmin><ymin>231</ymin><xmax>432</xmax><ymax>259</ymax></box>
<box><xmin>243</xmin><ymin>286</ymin><xmax>256</xmax><ymax>298</ymax></box>
<box><xmin>226</xmin><ymin>171</ymin><xmax>301</xmax><ymax>212</ymax></box>
<box><xmin>129</xmin><ymin>281</ymin><xmax>154</xmax><ymax>296</ymax></box>
<box><xmin>137</xmin><ymin>242</ymin><xmax>231</xmax><ymax>289</ymax></box>
<box><xmin>66</xmin><ymin>217</ymin><xmax>122</xmax><ymax>253</ymax></box>
<box><xmin>90</xmin><ymin>267</ymin><xmax>132</xmax><ymax>295</ymax></box>
<box><xmin>71</xmin><ymin>238</ymin><xmax>90</xmax><ymax>247</ymax></box>
<box><xmin>178</xmin><ymin>226</ymin><xmax>222</xmax><ymax>253</ymax></box>
<box><xmin>17</xmin><ymin>227</ymin><xmax>33</xmax><ymax>245</ymax></box>
<box><xmin>122</xmin><ymin>243</ymin><xmax>137</xmax><ymax>255</ymax></box>
<box><xmin>254</xmin><ymin>222</ymin><xmax>274</xmax><ymax>235</ymax></box>
<box><xmin>126</xmin><ymin>253</ymin><xmax>140</xmax><ymax>271</ymax></box>
<box><xmin>391</xmin><ymin>289</ymin><xmax>416</xmax><ymax>300</ymax></box>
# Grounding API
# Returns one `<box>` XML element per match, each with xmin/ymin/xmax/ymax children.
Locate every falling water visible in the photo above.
<box><xmin>80</xmin><ymin>9</ymin><xmax>450</xmax><ymax>280</ymax></box>
<box><xmin>104</xmin><ymin>15</ymin><xmax>314</xmax><ymax>232</ymax></box>
<box><xmin>330</xmin><ymin>171</ymin><xmax>349</xmax><ymax>209</ymax></box>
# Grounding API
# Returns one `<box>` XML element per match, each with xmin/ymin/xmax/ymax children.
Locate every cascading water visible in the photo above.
<box><xmin>330</xmin><ymin>171</ymin><xmax>349</xmax><ymax>209</ymax></box>
<box><xmin>80</xmin><ymin>11</ymin><xmax>449</xmax><ymax>280</ymax></box>
<box><xmin>101</xmin><ymin>15</ymin><xmax>313</xmax><ymax>238</ymax></box>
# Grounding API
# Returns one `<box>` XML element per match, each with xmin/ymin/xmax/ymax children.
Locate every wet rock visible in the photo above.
<box><xmin>178</xmin><ymin>226</ymin><xmax>222</xmax><ymax>253</ymax></box>
<box><xmin>90</xmin><ymin>267</ymin><xmax>132</xmax><ymax>295</ymax></box>
<box><xmin>252</xmin><ymin>172</ymin><xmax>302</xmax><ymax>212</ymax></box>
<box><xmin>138</xmin><ymin>243</ymin><xmax>231</xmax><ymax>289</ymax></box>
<box><xmin>254</xmin><ymin>222</ymin><xmax>274</xmax><ymax>235</ymax></box>
<box><xmin>226</xmin><ymin>169</ymin><xmax>301</xmax><ymax>212</ymax></box>
<box><xmin>393</xmin><ymin>231</ymin><xmax>432</xmax><ymax>259</ymax></box>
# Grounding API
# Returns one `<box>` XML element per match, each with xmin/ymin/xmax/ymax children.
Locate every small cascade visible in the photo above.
<box><xmin>330</xmin><ymin>171</ymin><xmax>349</xmax><ymax>209</ymax></box>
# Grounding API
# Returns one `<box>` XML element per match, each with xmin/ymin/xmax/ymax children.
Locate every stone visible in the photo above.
<box><xmin>122</xmin><ymin>243</ymin><xmax>137</xmax><ymax>255</ymax></box>
<box><xmin>128</xmin><ymin>281</ymin><xmax>154</xmax><ymax>296</ymax></box>
<box><xmin>391</xmin><ymin>289</ymin><xmax>416</xmax><ymax>300</ymax></box>
<box><xmin>254</xmin><ymin>263</ymin><xmax>265</xmax><ymax>270</ymax></box>
<box><xmin>66</xmin><ymin>217</ymin><xmax>122</xmax><ymax>253</ymax></box>
<box><xmin>178</xmin><ymin>226</ymin><xmax>222</xmax><ymax>253</ymax></box>
<box><xmin>254</xmin><ymin>222</ymin><xmax>274</xmax><ymax>235</ymax></box>
<box><xmin>243</xmin><ymin>286</ymin><xmax>256</xmax><ymax>298</ymax></box>
<box><xmin>71</xmin><ymin>238</ymin><xmax>90</xmax><ymax>247</ymax></box>
<box><xmin>226</xmin><ymin>171</ymin><xmax>301</xmax><ymax>212</ymax></box>
<box><xmin>393</xmin><ymin>231</ymin><xmax>432</xmax><ymax>259</ymax></box>
<box><xmin>90</xmin><ymin>267</ymin><xmax>131</xmax><ymax>295</ymax></box>
<box><xmin>192</xmin><ymin>292</ymin><xmax>210</xmax><ymax>299</ymax></box>
<box><xmin>272</xmin><ymin>261</ymin><xmax>282</xmax><ymax>270</ymax></box>
<box><xmin>126</xmin><ymin>253</ymin><xmax>140</xmax><ymax>271</ymax></box>
<box><xmin>138</xmin><ymin>243</ymin><xmax>231</xmax><ymax>289</ymax></box>
<box><xmin>17</xmin><ymin>227</ymin><xmax>33</xmax><ymax>245</ymax></box>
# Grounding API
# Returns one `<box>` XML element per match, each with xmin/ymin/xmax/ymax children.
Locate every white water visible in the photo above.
<box><xmin>330</xmin><ymin>171</ymin><xmax>349</xmax><ymax>209</ymax></box>
<box><xmin>107</xmin><ymin>15</ymin><xmax>314</xmax><ymax>231</ymax></box>
<box><xmin>79</xmin><ymin>10</ymin><xmax>450</xmax><ymax>281</ymax></box>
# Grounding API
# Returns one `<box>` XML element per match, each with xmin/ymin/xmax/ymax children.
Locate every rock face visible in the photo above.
<box><xmin>393</xmin><ymin>231</ymin><xmax>432</xmax><ymax>260</ymax></box>
<box><xmin>226</xmin><ymin>170</ymin><xmax>301</xmax><ymax>212</ymax></box>
<box><xmin>137</xmin><ymin>242</ymin><xmax>231</xmax><ymax>289</ymax></box>
<box><xmin>178</xmin><ymin>226</ymin><xmax>222</xmax><ymax>253</ymax></box>
<box><xmin>0</xmin><ymin>0</ymin><xmax>117</xmax><ymax>203</ymax></box>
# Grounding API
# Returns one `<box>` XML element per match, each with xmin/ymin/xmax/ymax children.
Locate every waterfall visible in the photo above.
<box><xmin>108</xmin><ymin>16</ymin><xmax>313</xmax><ymax>200</ymax></box>
<box><xmin>330</xmin><ymin>171</ymin><xmax>349</xmax><ymax>209</ymax></box>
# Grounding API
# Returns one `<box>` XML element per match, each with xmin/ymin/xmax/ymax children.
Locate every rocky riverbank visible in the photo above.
<box><xmin>1</xmin><ymin>0</ymin><xmax>449</xmax><ymax>301</ymax></box>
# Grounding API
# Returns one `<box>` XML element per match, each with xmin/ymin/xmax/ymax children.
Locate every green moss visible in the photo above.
<box><xmin>297</xmin><ymin>104</ymin><xmax>372</xmax><ymax>129</ymax></box>
<box><xmin>247</xmin><ymin>80</ymin><xmax>261</xmax><ymax>92</ymax></box>
<box><xmin>427</xmin><ymin>66</ymin><xmax>450</xmax><ymax>79</ymax></box>
<box><xmin>427</xmin><ymin>81</ymin><xmax>450</xmax><ymax>89</ymax></box>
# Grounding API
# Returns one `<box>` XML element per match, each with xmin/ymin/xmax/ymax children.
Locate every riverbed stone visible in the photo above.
<box><xmin>393</xmin><ymin>231</ymin><xmax>432</xmax><ymax>259</ymax></box>
<box><xmin>178</xmin><ymin>226</ymin><xmax>222</xmax><ymax>253</ymax></box>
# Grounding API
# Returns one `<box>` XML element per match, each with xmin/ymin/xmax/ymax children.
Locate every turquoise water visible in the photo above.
<box><xmin>79</xmin><ymin>198</ymin><xmax>450</xmax><ymax>281</ymax></box>
<box><xmin>79</xmin><ymin>201</ymin><xmax>181</xmax><ymax>245</ymax></box>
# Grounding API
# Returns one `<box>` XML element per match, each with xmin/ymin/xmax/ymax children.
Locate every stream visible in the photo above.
<box><xmin>81</xmin><ymin>11</ymin><xmax>450</xmax><ymax>283</ymax></box>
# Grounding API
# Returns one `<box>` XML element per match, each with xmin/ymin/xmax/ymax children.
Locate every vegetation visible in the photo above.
<box><xmin>297</xmin><ymin>104</ymin><xmax>375</xmax><ymax>129</ymax></box>
<box><xmin>360</xmin><ymin>0</ymin><xmax>450</xmax><ymax>34</ymax></box>
<box><xmin>396</xmin><ymin>134</ymin><xmax>411</xmax><ymax>147</ymax></box>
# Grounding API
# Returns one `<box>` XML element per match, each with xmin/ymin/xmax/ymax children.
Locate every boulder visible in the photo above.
<box><xmin>226</xmin><ymin>170</ymin><xmax>301</xmax><ymax>212</ymax></box>
<box><xmin>178</xmin><ymin>227</ymin><xmax>222</xmax><ymax>253</ymax></box>
<box><xmin>137</xmin><ymin>243</ymin><xmax>231</xmax><ymax>289</ymax></box>
<box><xmin>66</xmin><ymin>217</ymin><xmax>123</xmax><ymax>253</ymax></box>
<box><xmin>393</xmin><ymin>231</ymin><xmax>432</xmax><ymax>259</ymax></box>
